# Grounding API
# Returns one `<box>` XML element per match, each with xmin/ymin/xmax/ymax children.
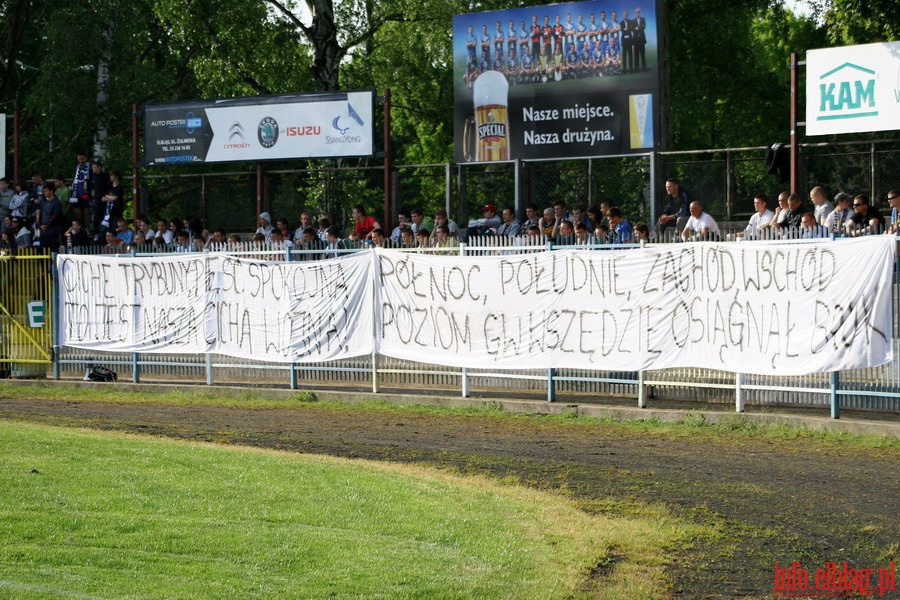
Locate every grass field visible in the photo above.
<box><xmin>0</xmin><ymin>419</ymin><xmax>693</xmax><ymax>599</ymax></box>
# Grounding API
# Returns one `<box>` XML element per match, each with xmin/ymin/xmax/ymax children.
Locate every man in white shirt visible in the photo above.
<box><xmin>681</xmin><ymin>201</ymin><xmax>720</xmax><ymax>242</ymax></box>
<box><xmin>823</xmin><ymin>193</ymin><xmax>853</xmax><ymax>236</ymax></box>
<box><xmin>737</xmin><ymin>194</ymin><xmax>775</xmax><ymax>239</ymax></box>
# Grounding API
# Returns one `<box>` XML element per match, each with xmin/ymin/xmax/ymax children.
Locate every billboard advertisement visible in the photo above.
<box><xmin>452</xmin><ymin>1</ymin><xmax>660</xmax><ymax>163</ymax></box>
<box><xmin>805</xmin><ymin>41</ymin><xmax>900</xmax><ymax>136</ymax></box>
<box><xmin>143</xmin><ymin>92</ymin><xmax>375</xmax><ymax>166</ymax></box>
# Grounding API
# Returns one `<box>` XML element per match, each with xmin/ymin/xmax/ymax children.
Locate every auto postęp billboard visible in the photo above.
<box><xmin>452</xmin><ymin>1</ymin><xmax>660</xmax><ymax>163</ymax></box>
<box><xmin>143</xmin><ymin>92</ymin><xmax>375</xmax><ymax>165</ymax></box>
<box><xmin>805</xmin><ymin>41</ymin><xmax>900</xmax><ymax>136</ymax></box>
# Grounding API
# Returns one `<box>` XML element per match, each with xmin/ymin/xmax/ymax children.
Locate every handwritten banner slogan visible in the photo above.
<box><xmin>377</xmin><ymin>237</ymin><xmax>895</xmax><ymax>375</ymax></box>
<box><xmin>59</xmin><ymin>237</ymin><xmax>894</xmax><ymax>375</ymax></box>
<box><xmin>58</xmin><ymin>252</ymin><xmax>374</xmax><ymax>363</ymax></box>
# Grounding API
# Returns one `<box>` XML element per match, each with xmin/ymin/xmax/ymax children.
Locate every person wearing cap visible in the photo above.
<box><xmin>809</xmin><ymin>186</ymin><xmax>834</xmax><ymax>226</ymax></box>
<box><xmin>465</xmin><ymin>204</ymin><xmax>501</xmax><ymax>239</ymax></box>
<box><xmin>824</xmin><ymin>193</ymin><xmax>853</xmax><ymax>236</ymax></box>
<box><xmin>256</xmin><ymin>212</ymin><xmax>274</xmax><ymax>242</ymax></box>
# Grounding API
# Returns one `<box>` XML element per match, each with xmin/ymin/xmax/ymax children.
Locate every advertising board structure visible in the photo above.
<box><xmin>805</xmin><ymin>41</ymin><xmax>900</xmax><ymax>136</ymax></box>
<box><xmin>143</xmin><ymin>92</ymin><xmax>375</xmax><ymax>165</ymax></box>
<box><xmin>452</xmin><ymin>1</ymin><xmax>660</xmax><ymax>162</ymax></box>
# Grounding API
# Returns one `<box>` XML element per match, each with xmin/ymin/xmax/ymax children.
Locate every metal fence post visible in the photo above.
<box><xmin>205</xmin><ymin>352</ymin><xmax>213</xmax><ymax>386</ymax></box>
<box><xmin>547</xmin><ymin>368</ymin><xmax>556</xmax><ymax>402</ymax></box>
<box><xmin>637</xmin><ymin>369</ymin><xmax>646</xmax><ymax>408</ymax></box>
<box><xmin>830</xmin><ymin>371</ymin><xmax>840</xmax><ymax>419</ymax></box>
<box><xmin>51</xmin><ymin>253</ymin><xmax>60</xmax><ymax>380</ymax></box>
<box><xmin>735</xmin><ymin>372</ymin><xmax>744</xmax><ymax>413</ymax></box>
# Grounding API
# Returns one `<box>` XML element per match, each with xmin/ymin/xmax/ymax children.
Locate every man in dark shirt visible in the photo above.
<box><xmin>656</xmin><ymin>178</ymin><xmax>690</xmax><ymax>241</ymax></box>
<box><xmin>775</xmin><ymin>193</ymin><xmax>804</xmax><ymax>237</ymax></box>
<box><xmin>38</xmin><ymin>183</ymin><xmax>63</xmax><ymax>251</ymax></box>
<box><xmin>847</xmin><ymin>194</ymin><xmax>885</xmax><ymax>236</ymax></box>
<box><xmin>90</xmin><ymin>160</ymin><xmax>110</xmax><ymax>241</ymax></box>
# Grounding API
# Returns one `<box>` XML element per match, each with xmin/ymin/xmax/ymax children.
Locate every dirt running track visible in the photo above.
<box><xmin>1</xmin><ymin>397</ymin><xmax>897</xmax><ymax>599</ymax></box>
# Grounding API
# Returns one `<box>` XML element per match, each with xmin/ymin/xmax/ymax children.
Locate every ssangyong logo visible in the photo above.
<box><xmin>817</xmin><ymin>62</ymin><xmax>877</xmax><ymax>122</ymax></box>
<box><xmin>258</xmin><ymin>117</ymin><xmax>279</xmax><ymax>148</ymax></box>
<box><xmin>327</xmin><ymin>102</ymin><xmax>364</xmax><ymax>145</ymax></box>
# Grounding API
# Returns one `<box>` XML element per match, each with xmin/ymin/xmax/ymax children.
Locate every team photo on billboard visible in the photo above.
<box><xmin>453</xmin><ymin>0</ymin><xmax>660</xmax><ymax>162</ymax></box>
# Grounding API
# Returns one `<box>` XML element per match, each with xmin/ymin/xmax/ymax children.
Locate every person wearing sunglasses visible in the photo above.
<box><xmin>885</xmin><ymin>190</ymin><xmax>900</xmax><ymax>236</ymax></box>
<box><xmin>846</xmin><ymin>194</ymin><xmax>884</xmax><ymax>236</ymax></box>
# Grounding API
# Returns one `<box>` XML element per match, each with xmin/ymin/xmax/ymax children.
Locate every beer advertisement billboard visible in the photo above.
<box><xmin>453</xmin><ymin>1</ymin><xmax>660</xmax><ymax>162</ymax></box>
<box><xmin>143</xmin><ymin>92</ymin><xmax>375</xmax><ymax>166</ymax></box>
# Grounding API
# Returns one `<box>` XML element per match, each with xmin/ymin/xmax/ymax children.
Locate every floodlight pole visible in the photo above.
<box><xmin>13</xmin><ymin>109</ymin><xmax>19</xmax><ymax>183</ymax></box>
<box><xmin>790</xmin><ymin>52</ymin><xmax>799</xmax><ymax>195</ymax></box>
<box><xmin>132</xmin><ymin>104</ymin><xmax>141</xmax><ymax>222</ymax></box>
<box><xmin>383</xmin><ymin>88</ymin><xmax>392</xmax><ymax>231</ymax></box>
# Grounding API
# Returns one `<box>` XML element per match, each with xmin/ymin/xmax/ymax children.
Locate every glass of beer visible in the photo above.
<box><xmin>465</xmin><ymin>70</ymin><xmax>510</xmax><ymax>162</ymax></box>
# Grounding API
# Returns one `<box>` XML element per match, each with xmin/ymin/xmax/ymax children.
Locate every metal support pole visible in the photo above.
<box><xmin>290</xmin><ymin>363</ymin><xmax>298</xmax><ymax>390</ymax></box>
<box><xmin>132</xmin><ymin>353</ymin><xmax>139</xmax><ymax>383</ymax></box>
<box><xmin>735</xmin><ymin>372</ymin><xmax>744</xmax><ymax>413</ymax></box>
<box><xmin>371</xmin><ymin>351</ymin><xmax>379</xmax><ymax>393</ymax></box>
<box><xmin>547</xmin><ymin>368</ymin><xmax>556</xmax><ymax>402</ymax></box>
<box><xmin>790</xmin><ymin>52</ymin><xmax>799</xmax><ymax>195</ymax></box>
<box><xmin>514</xmin><ymin>159</ymin><xmax>523</xmax><ymax>220</ymax></box>
<box><xmin>830</xmin><ymin>371</ymin><xmax>840</xmax><ymax>419</ymax></box>
<box><xmin>383</xmin><ymin>88</ymin><xmax>392</xmax><ymax>231</ymax></box>
<box><xmin>51</xmin><ymin>253</ymin><xmax>60</xmax><ymax>380</ymax></box>
<box><xmin>648</xmin><ymin>152</ymin><xmax>657</xmax><ymax>225</ymax></box>
<box><xmin>132</xmin><ymin>104</ymin><xmax>141</xmax><ymax>221</ymax></box>
<box><xmin>445</xmin><ymin>162</ymin><xmax>452</xmax><ymax>214</ymax></box>
<box><xmin>637</xmin><ymin>370</ymin><xmax>646</xmax><ymax>408</ymax></box>
<box><xmin>205</xmin><ymin>352</ymin><xmax>212</xmax><ymax>386</ymax></box>
<box><xmin>461</xmin><ymin>368</ymin><xmax>469</xmax><ymax>397</ymax></box>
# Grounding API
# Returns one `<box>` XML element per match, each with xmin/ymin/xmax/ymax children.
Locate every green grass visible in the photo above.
<box><xmin>0</xmin><ymin>420</ymin><xmax>692</xmax><ymax>599</ymax></box>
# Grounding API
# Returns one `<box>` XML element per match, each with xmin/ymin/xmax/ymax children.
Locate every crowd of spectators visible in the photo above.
<box><xmin>4</xmin><ymin>155</ymin><xmax>893</xmax><ymax>261</ymax></box>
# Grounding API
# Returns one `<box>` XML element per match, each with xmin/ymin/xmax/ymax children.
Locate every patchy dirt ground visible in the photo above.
<box><xmin>1</xmin><ymin>397</ymin><xmax>897</xmax><ymax>599</ymax></box>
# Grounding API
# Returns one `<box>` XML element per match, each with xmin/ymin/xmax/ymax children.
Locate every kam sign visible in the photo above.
<box><xmin>806</xmin><ymin>41</ymin><xmax>900</xmax><ymax>136</ymax></box>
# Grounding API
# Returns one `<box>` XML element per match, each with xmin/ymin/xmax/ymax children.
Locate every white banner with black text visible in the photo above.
<box><xmin>58</xmin><ymin>252</ymin><xmax>374</xmax><ymax>362</ymax></box>
<box><xmin>59</xmin><ymin>237</ymin><xmax>894</xmax><ymax>375</ymax></box>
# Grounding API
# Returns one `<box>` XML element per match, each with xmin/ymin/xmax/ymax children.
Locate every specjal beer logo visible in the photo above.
<box><xmin>478</xmin><ymin>110</ymin><xmax>506</xmax><ymax>140</ymax></box>
<box><xmin>258</xmin><ymin>117</ymin><xmax>279</xmax><ymax>148</ymax></box>
<box><xmin>817</xmin><ymin>62</ymin><xmax>878</xmax><ymax>122</ymax></box>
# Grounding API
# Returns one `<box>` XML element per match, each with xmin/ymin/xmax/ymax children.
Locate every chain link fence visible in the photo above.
<box><xmin>128</xmin><ymin>140</ymin><xmax>898</xmax><ymax>240</ymax></box>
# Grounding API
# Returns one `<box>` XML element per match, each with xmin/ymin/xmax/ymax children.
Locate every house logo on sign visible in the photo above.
<box><xmin>817</xmin><ymin>62</ymin><xmax>877</xmax><ymax>122</ymax></box>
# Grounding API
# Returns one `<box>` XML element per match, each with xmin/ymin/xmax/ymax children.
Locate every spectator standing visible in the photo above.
<box><xmin>0</xmin><ymin>178</ymin><xmax>13</xmax><ymax>221</ymax></box>
<box><xmin>8</xmin><ymin>180</ymin><xmax>30</xmax><ymax>219</ymax></box>
<box><xmin>96</xmin><ymin>169</ymin><xmax>124</xmax><ymax>244</ymax></box>
<box><xmin>71</xmin><ymin>151</ymin><xmax>93</xmax><ymax>231</ymax></box>
<box><xmin>90</xmin><ymin>161</ymin><xmax>110</xmax><ymax>239</ymax></box>
<box><xmin>38</xmin><ymin>183</ymin><xmax>63</xmax><ymax>251</ymax></box>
